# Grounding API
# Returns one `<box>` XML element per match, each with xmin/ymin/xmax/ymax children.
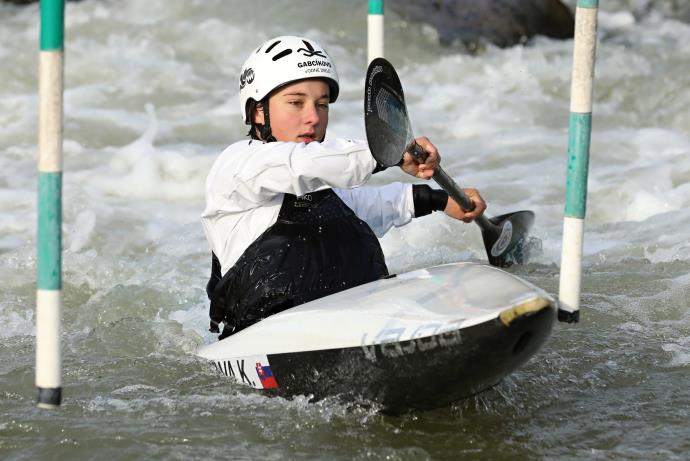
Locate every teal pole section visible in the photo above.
<box><xmin>564</xmin><ymin>112</ymin><xmax>592</xmax><ymax>219</ymax></box>
<box><xmin>369</xmin><ymin>0</ymin><xmax>384</xmax><ymax>15</ymax></box>
<box><xmin>577</xmin><ymin>0</ymin><xmax>599</xmax><ymax>8</ymax></box>
<box><xmin>40</xmin><ymin>0</ymin><xmax>65</xmax><ymax>50</ymax></box>
<box><xmin>37</xmin><ymin>173</ymin><xmax>62</xmax><ymax>290</ymax></box>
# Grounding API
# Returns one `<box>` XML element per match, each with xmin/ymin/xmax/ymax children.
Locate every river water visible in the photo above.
<box><xmin>1</xmin><ymin>0</ymin><xmax>689</xmax><ymax>459</ymax></box>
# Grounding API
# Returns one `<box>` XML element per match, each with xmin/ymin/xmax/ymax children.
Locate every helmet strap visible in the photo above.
<box><xmin>249</xmin><ymin>97</ymin><xmax>276</xmax><ymax>142</ymax></box>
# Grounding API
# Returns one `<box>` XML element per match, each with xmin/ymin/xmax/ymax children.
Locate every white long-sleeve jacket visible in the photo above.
<box><xmin>201</xmin><ymin>138</ymin><xmax>416</xmax><ymax>275</ymax></box>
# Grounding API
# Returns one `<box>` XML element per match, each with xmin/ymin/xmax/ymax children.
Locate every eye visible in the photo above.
<box><xmin>317</xmin><ymin>102</ymin><xmax>329</xmax><ymax>110</ymax></box>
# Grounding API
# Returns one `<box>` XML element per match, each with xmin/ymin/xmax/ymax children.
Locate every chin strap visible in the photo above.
<box><xmin>248</xmin><ymin>97</ymin><xmax>277</xmax><ymax>142</ymax></box>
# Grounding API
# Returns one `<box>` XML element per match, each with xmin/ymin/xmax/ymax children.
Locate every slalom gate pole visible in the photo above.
<box><xmin>558</xmin><ymin>0</ymin><xmax>599</xmax><ymax>324</ymax></box>
<box><xmin>368</xmin><ymin>0</ymin><xmax>384</xmax><ymax>62</ymax></box>
<box><xmin>36</xmin><ymin>0</ymin><xmax>65</xmax><ymax>408</ymax></box>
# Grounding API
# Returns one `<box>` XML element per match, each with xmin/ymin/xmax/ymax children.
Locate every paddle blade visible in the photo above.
<box><xmin>364</xmin><ymin>58</ymin><xmax>415</xmax><ymax>167</ymax></box>
<box><xmin>482</xmin><ymin>211</ymin><xmax>541</xmax><ymax>267</ymax></box>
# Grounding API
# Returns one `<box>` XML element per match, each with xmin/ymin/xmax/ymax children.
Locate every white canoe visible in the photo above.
<box><xmin>197</xmin><ymin>262</ymin><xmax>556</xmax><ymax>413</ymax></box>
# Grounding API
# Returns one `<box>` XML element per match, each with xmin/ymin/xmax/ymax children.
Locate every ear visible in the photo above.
<box><xmin>253</xmin><ymin>102</ymin><xmax>265</xmax><ymax>125</ymax></box>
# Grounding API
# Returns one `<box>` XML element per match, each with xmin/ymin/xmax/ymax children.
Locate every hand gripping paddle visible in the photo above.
<box><xmin>364</xmin><ymin>57</ymin><xmax>540</xmax><ymax>267</ymax></box>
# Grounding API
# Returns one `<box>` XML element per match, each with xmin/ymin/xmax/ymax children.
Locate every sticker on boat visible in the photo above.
<box><xmin>214</xmin><ymin>354</ymin><xmax>279</xmax><ymax>389</ymax></box>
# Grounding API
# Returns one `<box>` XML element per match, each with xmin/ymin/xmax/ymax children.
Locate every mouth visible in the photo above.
<box><xmin>298</xmin><ymin>133</ymin><xmax>316</xmax><ymax>143</ymax></box>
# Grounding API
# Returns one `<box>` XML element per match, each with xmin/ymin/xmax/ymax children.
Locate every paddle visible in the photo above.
<box><xmin>364</xmin><ymin>57</ymin><xmax>540</xmax><ymax>267</ymax></box>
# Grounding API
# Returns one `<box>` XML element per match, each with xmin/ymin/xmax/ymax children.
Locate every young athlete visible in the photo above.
<box><xmin>202</xmin><ymin>36</ymin><xmax>486</xmax><ymax>339</ymax></box>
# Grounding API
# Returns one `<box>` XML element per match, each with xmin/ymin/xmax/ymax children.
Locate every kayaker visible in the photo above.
<box><xmin>201</xmin><ymin>35</ymin><xmax>486</xmax><ymax>339</ymax></box>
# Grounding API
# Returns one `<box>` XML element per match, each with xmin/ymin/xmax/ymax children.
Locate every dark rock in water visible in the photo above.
<box><xmin>389</xmin><ymin>0</ymin><xmax>575</xmax><ymax>49</ymax></box>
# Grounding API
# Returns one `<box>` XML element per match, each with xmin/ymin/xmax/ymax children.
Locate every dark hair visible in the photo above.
<box><xmin>245</xmin><ymin>98</ymin><xmax>275</xmax><ymax>142</ymax></box>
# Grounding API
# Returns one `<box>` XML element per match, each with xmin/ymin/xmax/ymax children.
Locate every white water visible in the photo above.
<box><xmin>1</xmin><ymin>0</ymin><xmax>689</xmax><ymax>459</ymax></box>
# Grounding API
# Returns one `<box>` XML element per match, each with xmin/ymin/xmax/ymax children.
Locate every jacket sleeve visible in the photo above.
<box><xmin>334</xmin><ymin>183</ymin><xmax>414</xmax><ymax>237</ymax></box>
<box><xmin>207</xmin><ymin>139</ymin><xmax>377</xmax><ymax>211</ymax></box>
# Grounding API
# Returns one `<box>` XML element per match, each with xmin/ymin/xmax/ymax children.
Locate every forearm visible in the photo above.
<box><xmin>234</xmin><ymin>139</ymin><xmax>377</xmax><ymax>199</ymax></box>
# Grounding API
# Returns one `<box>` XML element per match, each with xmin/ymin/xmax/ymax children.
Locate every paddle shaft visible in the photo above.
<box><xmin>410</xmin><ymin>142</ymin><xmax>492</xmax><ymax>231</ymax></box>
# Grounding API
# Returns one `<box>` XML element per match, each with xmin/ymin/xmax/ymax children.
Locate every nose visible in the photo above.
<box><xmin>303</xmin><ymin>102</ymin><xmax>320</xmax><ymax>126</ymax></box>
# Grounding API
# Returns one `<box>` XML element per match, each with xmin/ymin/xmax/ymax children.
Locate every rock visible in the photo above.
<box><xmin>389</xmin><ymin>0</ymin><xmax>575</xmax><ymax>49</ymax></box>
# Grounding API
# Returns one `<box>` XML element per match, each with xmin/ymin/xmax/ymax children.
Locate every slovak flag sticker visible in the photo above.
<box><xmin>255</xmin><ymin>362</ymin><xmax>278</xmax><ymax>389</ymax></box>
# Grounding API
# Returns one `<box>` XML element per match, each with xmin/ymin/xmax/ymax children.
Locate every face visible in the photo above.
<box><xmin>253</xmin><ymin>79</ymin><xmax>330</xmax><ymax>143</ymax></box>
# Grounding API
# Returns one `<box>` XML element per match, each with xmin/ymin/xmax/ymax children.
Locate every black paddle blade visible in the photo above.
<box><xmin>482</xmin><ymin>211</ymin><xmax>540</xmax><ymax>267</ymax></box>
<box><xmin>364</xmin><ymin>58</ymin><xmax>415</xmax><ymax>167</ymax></box>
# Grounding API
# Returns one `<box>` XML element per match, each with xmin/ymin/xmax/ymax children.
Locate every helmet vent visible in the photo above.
<box><xmin>272</xmin><ymin>49</ymin><xmax>293</xmax><ymax>61</ymax></box>
<box><xmin>265</xmin><ymin>40</ymin><xmax>281</xmax><ymax>53</ymax></box>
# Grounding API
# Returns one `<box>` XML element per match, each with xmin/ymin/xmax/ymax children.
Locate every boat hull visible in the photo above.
<box><xmin>199</xmin><ymin>262</ymin><xmax>556</xmax><ymax>413</ymax></box>
<box><xmin>263</xmin><ymin>305</ymin><xmax>554</xmax><ymax>412</ymax></box>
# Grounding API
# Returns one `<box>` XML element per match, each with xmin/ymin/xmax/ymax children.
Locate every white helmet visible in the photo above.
<box><xmin>239</xmin><ymin>35</ymin><xmax>340</xmax><ymax>124</ymax></box>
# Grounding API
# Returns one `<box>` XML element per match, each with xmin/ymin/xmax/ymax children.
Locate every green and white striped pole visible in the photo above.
<box><xmin>36</xmin><ymin>0</ymin><xmax>65</xmax><ymax>408</ymax></box>
<box><xmin>368</xmin><ymin>0</ymin><xmax>384</xmax><ymax>62</ymax></box>
<box><xmin>558</xmin><ymin>0</ymin><xmax>599</xmax><ymax>324</ymax></box>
